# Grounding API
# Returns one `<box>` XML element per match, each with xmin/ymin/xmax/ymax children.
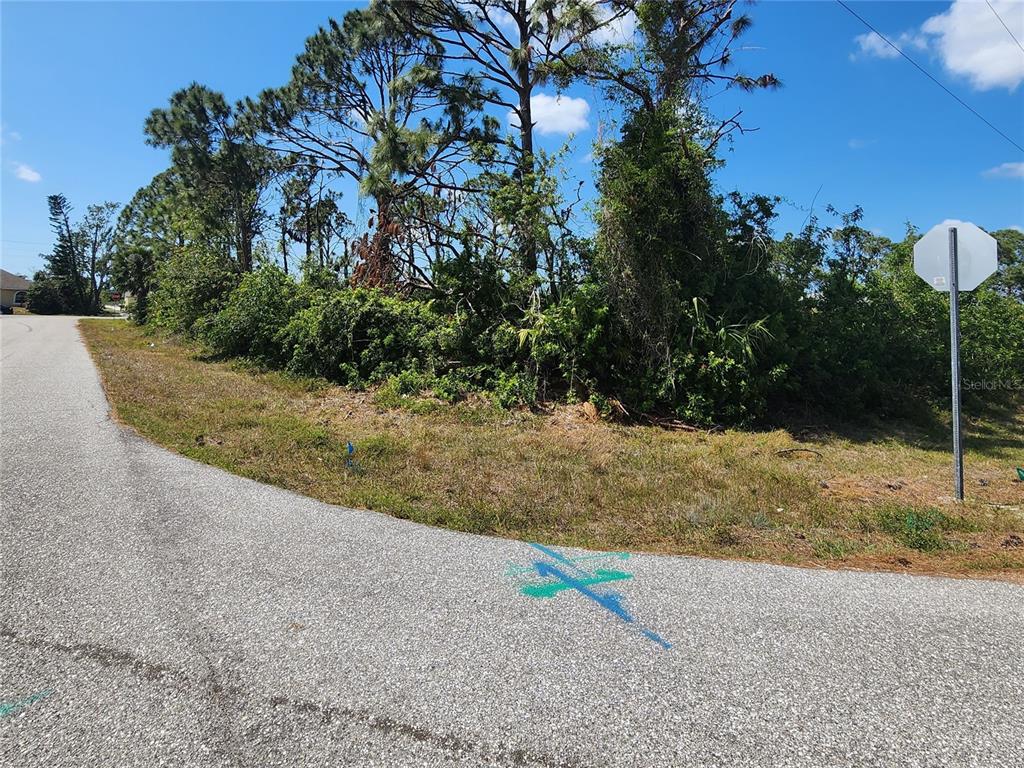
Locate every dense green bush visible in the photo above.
<box><xmin>594</xmin><ymin>106</ymin><xmax>796</xmax><ymax>424</ymax></box>
<box><xmin>205</xmin><ymin>266</ymin><xmax>300</xmax><ymax>363</ymax></box>
<box><xmin>148</xmin><ymin>247</ymin><xmax>240</xmax><ymax>336</ymax></box>
<box><xmin>136</xmin><ymin>211</ymin><xmax>1021</xmax><ymax>427</ymax></box>
<box><xmin>128</xmin><ymin>123</ymin><xmax>1020</xmax><ymax>427</ymax></box>
<box><xmin>595</xmin><ymin>104</ymin><xmax>721</xmax><ymax>378</ymax></box>
<box><xmin>780</xmin><ymin>219</ymin><xmax>1024</xmax><ymax>418</ymax></box>
<box><xmin>26</xmin><ymin>276</ymin><xmax>69</xmax><ymax>315</ymax></box>
<box><xmin>516</xmin><ymin>281</ymin><xmax>610</xmax><ymax>401</ymax></box>
<box><xmin>277</xmin><ymin>288</ymin><xmax>450</xmax><ymax>386</ymax></box>
<box><xmin>960</xmin><ymin>289</ymin><xmax>1024</xmax><ymax>393</ymax></box>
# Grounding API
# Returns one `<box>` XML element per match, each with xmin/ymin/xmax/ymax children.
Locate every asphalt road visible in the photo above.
<box><xmin>2</xmin><ymin>315</ymin><xmax>1022</xmax><ymax>767</ymax></box>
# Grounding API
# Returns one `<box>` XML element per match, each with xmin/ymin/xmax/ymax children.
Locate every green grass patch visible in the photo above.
<box><xmin>875</xmin><ymin>506</ymin><xmax>951</xmax><ymax>552</ymax></box>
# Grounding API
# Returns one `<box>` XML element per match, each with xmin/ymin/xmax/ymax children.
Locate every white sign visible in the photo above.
<box><xmin>913</xmin><ymin>220</ymin><xmax>998</xmax><ymax>292</ymax></box>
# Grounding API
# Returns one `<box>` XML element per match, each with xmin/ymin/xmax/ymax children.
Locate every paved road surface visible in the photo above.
<box><xmin>2</xmin><ymin>316</ymin><xmax>1022</xmax><ymax>767</ymax></box>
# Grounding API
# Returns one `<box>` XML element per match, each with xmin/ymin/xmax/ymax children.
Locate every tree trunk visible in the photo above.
<box><xmin>236</xmin><ymin>210</ymin><xmax>254</xmax><ymax>272</ymax></box>
<box><xmin>515</xmin><ymin>0</ymin><xmax>538</xmax><ymax>276</ymax></box>
<box><xmin>304</xmin><ymin>199</ymin><xmax>312</xmax><ymax>261</ymax></box>
<box><xmin>239</xmin><ymin>231</ymin><xmax>253</xmax><ymax>272</ymax></box>
<box><xmin>280</xmin><ymin>212</ymin><xmax>289</xmax><ymax>275</ymax></box>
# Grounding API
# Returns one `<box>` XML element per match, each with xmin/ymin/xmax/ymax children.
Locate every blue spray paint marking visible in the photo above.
<box><xmin>0</xmin><ymin>690</ymin><xmax>52</xmax><ymax>717</ymax></box>
<box><xmin>514</xmin><ymin>543</ymin><xmax>672</xmax><ymax>650</ymax></box>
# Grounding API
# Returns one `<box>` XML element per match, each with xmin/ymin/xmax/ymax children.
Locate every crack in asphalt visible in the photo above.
<box><xmin>267</xmin><ymin>694</ymin><xmax>588</xmax><ymax>768</ymax></box>
<box><xmin>1</xmin><ymin>627</ymin><xmax>187</xmax><ymax>683</ymax></box>
<box><xmin>0</xmin><ymin>626</ymin><xmax>581</xmax><ymax>767</ymax></box>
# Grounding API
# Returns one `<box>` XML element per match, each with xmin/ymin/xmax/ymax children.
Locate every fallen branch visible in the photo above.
<box><xmin>640</xmin><ymin>413</ymin><xmax>701</xmax><ymax>432</ymax></box>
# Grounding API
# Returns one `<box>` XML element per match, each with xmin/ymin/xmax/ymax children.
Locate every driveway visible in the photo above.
<box><xmin>1</xmin><ymin>315</ymin><xmax>1022</xmax><ymax>767</ymax></box>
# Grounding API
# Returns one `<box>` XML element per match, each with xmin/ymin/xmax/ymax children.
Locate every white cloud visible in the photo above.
<box><xmin>852</xmin><ymin>1</ymin><xmax>1024</xmax><ymax>92</ymax></box>
<box><xmin>588</xmin><ymin>7</ymin><xmax>636</xmax><ymax>45</ymax></box>
<box><xmin>0</xmin><ymin>124</ymin><xmax>21</xmax><ymax>146</ymax></box>
<box><xmin>982</xmin><ymin>161</ymin><xmax>1024</xmax><ymax>178</ymax></box>
<box><xmin>851</xmin><ymin>30</ymin><xmax>927</xmax><ymax>61</ymax></box>
<box><xmin>923</xmin><ymin>0</ymin><xmax>1024</xmax><ymax>91</ymax></box>
<box><xmin>14</xmin><ymin>163</ymin><xmax>41</xmax><ymax>183</ymax></box>
<box><xmin>1011</xmin><ymin>225</ymin><xmax>1024</xmax><ymax>233</ymax></box>
<box><xmin>509</xmin><ymin>92</ymin><xmax>590</xmax><ymax>135</ymax></box>
<box><xmin>853</xmin><ymin>31</ymin><xmax>900</xmax><ymax>60</ymax></box>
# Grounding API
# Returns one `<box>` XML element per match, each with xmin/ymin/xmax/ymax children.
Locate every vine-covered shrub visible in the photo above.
<box><xmin>148</xmin><ymin>247</ymin><xmax>240</xmax><ymax>337</ymax></box>
<box><xmin>26</xmin><ymin>276</ymin><xmax>70</xmax><ymax>315</ymax></box>
<box><xmin>205</xmin><ymin>266</ymin><xmax>300</xmax><ymax>364</ymax></box>
<box><xmin>277</xmin><ymin>288</ymin><xmax>450</xmax><ymax>386</ymax></box>
<box><xmin>514</xmin><ymin>281</ymin><xmax>611</xmax><ymax>402</ymax></box>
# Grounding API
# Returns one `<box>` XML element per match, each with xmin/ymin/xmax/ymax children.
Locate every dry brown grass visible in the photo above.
<box><xmin>80</xmin><ymin>319</ymin><xmax>1024</xmax><ymax>580</ymax></box>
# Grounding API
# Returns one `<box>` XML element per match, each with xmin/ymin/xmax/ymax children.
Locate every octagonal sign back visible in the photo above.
<box><xmin>913</xmin><ymin>219</ymin><xmax>998</xmax><ymax>292</ymax></box>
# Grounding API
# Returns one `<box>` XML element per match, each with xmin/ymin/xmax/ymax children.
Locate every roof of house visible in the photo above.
<box><xmin>0</xmin><ymin>268</ymin><xmax>34</xmax><ymax>291</ymax></box>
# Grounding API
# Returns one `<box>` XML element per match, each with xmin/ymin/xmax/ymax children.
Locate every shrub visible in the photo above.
<box><xmin>278</xmin><ymin>289</ymin><xmax>449</xmax><ymax>385</ymax></box>
<box><xmin>148</xmin><ymin>247</ymin><xmax>239</xmax><ymax>336</ymax></box>
<box><xmin>205</xmin><ymin>266</ymin><xmax>299</xmax><ymax>364</ymax></box>
<box><xmin>960</xmin><ymin>289</ymin><xmax>1024</xmax><ymax>399</ymax></box>
<box><xmin>26</xmin><ymin>276</ymin><xmax>68</xmax><ymax>315</ymax></box>
<box><xmin>594</xmin><ymin>106</ymin><xmax>793</xmax><ymax>425</ymax></box>
<box><xmin>519</xmin><ymin>282</ymin><xmax>611</xmax><ymax>401</ymax></box>
<box><xmin>492</xmin><ymin>370</ymin><xmax>538</xmax><ymax>408</ymax></box>
<box><xmin>432</xmin><ymin>372</ymin><xmax>470</xmax><ymax>403</ymax></box>
<box><xmin>373</xmin><ymin>370</ymin><xmax>433</xmax><ymax>409</ymax></box>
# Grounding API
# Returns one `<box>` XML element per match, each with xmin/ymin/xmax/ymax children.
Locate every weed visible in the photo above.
<box><xmin>876</xmin><ymin>506</ymin><xmax>950</xmax><ymax>552</ymax></box>
<box><xmin>812</xmin><ymin>536</ymin><xmax>853</xmax><ymax>560</ymax></box>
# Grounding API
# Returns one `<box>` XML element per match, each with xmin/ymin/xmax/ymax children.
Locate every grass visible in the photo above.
<box><xmin>79</xmin><ymin>319</ymin><xmax>1024</xmax><ymax>580</ymax></box>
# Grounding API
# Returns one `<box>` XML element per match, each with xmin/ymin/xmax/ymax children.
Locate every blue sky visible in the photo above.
<box><xmin>2</xmin><ymin>0</ymin><xmax>1022</xmax><ymax>278</ymax></box>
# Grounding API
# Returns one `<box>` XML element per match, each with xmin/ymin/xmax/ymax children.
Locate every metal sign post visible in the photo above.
<box><xmin>947</xmin><ymin>227</ymin><xmax>964</xmax><ymax>501</ymax></box>
<box><xmin>913</xmin><ymin>219</ymin><xmax>997</xmax><ymax>502</ymax></box>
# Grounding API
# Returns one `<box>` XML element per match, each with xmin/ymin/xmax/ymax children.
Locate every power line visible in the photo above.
<box><xmin>836</xmin><ymin>0</ymin><xmax>1024</xmax><ymax>155</ymax></box>
<box><xmin>985</xmin><ymin>0</ymin><xmax>1024</xmax><ymax>56</ymax></box>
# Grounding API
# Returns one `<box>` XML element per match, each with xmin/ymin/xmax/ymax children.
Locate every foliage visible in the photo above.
<box><xmin>277</xmin><ymin>288</ymin><xmax>450</xmax><ymax>385</ymax></box>
<box><xmin>27</xmin><ymin>274</ymin><xmax>70</xmax><ymax>315</ymax></box>
<box><xmin>109</xmin><ymin>171</ymin><xmax>184</xmax><ymax>323</ymax></box>
<box><xmin>148</xmin><ymin>246</ymin><xmax>240</xmax><ymax>336</ymax></box>
<box><xmin>244</xmin><ymin>4</ymin><xmax>490</xmax><ymax>287</ymax></box>
<box><xmin>110</xmin><ymin>246</ymin><xmax>157</xmax><ymax>323</ymax></box>
<box><xmin>515</xmin><ymin>281</ymin><xmax>610</xmax><ymax>401</ymax></box>
<box><xmin>205</xmin><ymin>266</ymin><xmax>300</xmax><ymax>363</ymax></box>
<box><xmin>780</xmin><ymin>217</ymin><xmax>1024</xmax><ymax>417</ymax></box>
<box><xmin>991</xmin><ymin>228</ymin><xmax>1024</xmax><ymax>301</ymax></box>
<box><xmin>145</xmin><ymin>84</ymin><xmax>274</xmax><ymax>273</ymax></box>
<box><xmin>388</xmin><ymin>0</ymin><xmax>629</xmax><ymax>274</ymax></box>
<box><xmin>594</xmin><ymin>105</ymin><xmax>788</xmax><ymax>423</ymax></box>
<box><xmin>596</xmin><ymin>105</ymin><xmax>720</xmax><ymax>368</ymax></box>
